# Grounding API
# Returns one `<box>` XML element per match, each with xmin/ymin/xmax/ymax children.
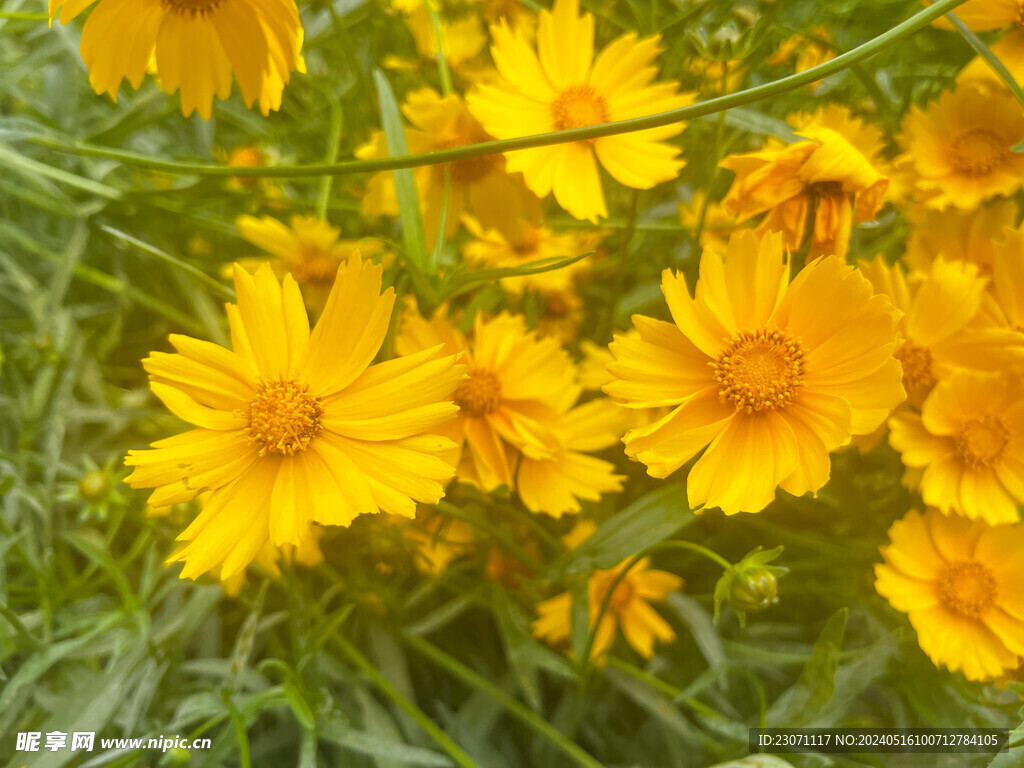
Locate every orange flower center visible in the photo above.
<box><xmin>712</xmin><ymin>329</ymin><xmax>805</xmax><ymax>413</ymax></box>
<box><xmin>512</xmin><ymin>226</ymin><xmax>541</xmax><ymax>256</ymax></box>
<box><xmin>594</xmin><ymin>570</ymin><xmax>635</xmax><ymax>614</ymax></box>
<box><xmin>290</xmin><ymin>249</ymin><xmax>340</xmax><ymax>285</ymax></box>
<box><xmin>894</xmin><ymin>341</ymin><xmax>935</xmax><ymax>393</ymax></box>
<box><xmin>242</xmin><ymin>380</ymin><xmax>324</xmax><ymax>455</ymax></box>
<box><xmin>163</xmin><ymin>0</ymin><xmax>223</xmax><ymax>15</ymax></box>
<box><xmin>806</xmin><ymin>180</ymin><xmax>845</xmax><ymax>199</ymax></box>
<box><xmin>437</xmin><ymin>130</ymin><xmax>499</xmax><ymax>184</ymax></box>
<box><xmin>950</xmin><ymin>129</ymin><xmax>1007</xmax><ymax>176</ymax></box>
<box><xmin>939</xmin><ymin>561</ymin><xmax>996</xmax><ymax>617</ymax></box>
<box><xmin>552</xmin><ymin>85</ymin><xmax>609</xmax><ymax>132</ymax></box>
<box><xmin>954</xmin><ymin>415</ymin><xmax>1010</xmax><ymax>468</ymax></box>
<box><xmin>454</xmin><ymin>369</ymin><xmax>502</xmax><ymax>417</ymax></box>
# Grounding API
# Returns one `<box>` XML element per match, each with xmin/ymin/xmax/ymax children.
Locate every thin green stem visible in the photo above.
<box><xmin>29</xmin><ymin>0</ymin><xmax>968</xmax><ymax>178</ymax></box>
<box><xmin>402</xmin><ymin>632</ymin><xmax>607</xmax><ymax>768</ymax></box>
<box><xmin>0</xmin><ymin>601</ymin><xmax>42</xmax><ymax>650</ymax></box>
<box><xmin>947</xmin><ymin>11</ymin><xmax>1024</xmax><ymax>109</ymax></box>
<box><xmin>435</xmin><ymin>501</ymin><xmax>544</xmax><ymax>572</ymax></box>
<box><xmin>426</xmin><ymin>2</ymin><xmax>454</xmax><ymax>96</ymax></box>
<box><xmin>604</xmin><ymin>657</ymin><xmax>729</xmax><ymax>722</ymax></box>
<box><xmin>316</xmin><ymin>103</ymin><xmax>344</xmax><ymax>220</ymax></box>
<box><xmin>333</xmin><ymin>634</ymin><xmax>483</xmax><ymax>768</ymax></box>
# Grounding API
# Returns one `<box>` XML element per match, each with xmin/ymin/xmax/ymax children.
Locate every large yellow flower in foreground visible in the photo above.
<box><xmin>467</xmin><ymin>0</ymin><xmax>693</xmax><ymax>222</ymax></box>
<box><xmin>236</xmin><ymin>214</ymin><xmax>383</xmax><ymax>311</ymax></box>
<box><xmin>533</xmin><ymin>557</ymin><xmax>683</xmax><ymax>659</ymax></box>
<box><xmin>605</xmin><ymin>230</ymin><xmax>905</xmax><ymax>514</ymax></box>
<box><xmin>721</xmin><ymin>123</ymin><xmax>888</xmax><ymax>259</ymax></box>
<box><xmin>859</xmin><ymin>257</ymin><xmax>1024</xmax><ymax>406</ymax></box>
<box><xmin>125</xmin><ymin>259</ymin><xmax>464</xmax><ymax>580</ymax></box>
<box><xmin>889</xmin><ymin>372</ymin><xmax>1024</xmax><ymax>524</ymax></box>
<box><xmin>875</xmin><ymin>509</ymin><xmax>1024</xmax><ymax>681</ymax></box>
<box><xmin>49</xmin><ymin>0</ymin><xmax>302</xmax><ymax>119</ymax></box>
<box><xmin>897</xmin><ymin>83</ymin><xmax>1024</xmax><ymax>210</ymax></box>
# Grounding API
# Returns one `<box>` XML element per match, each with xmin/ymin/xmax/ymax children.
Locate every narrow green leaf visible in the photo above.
<box><xmin>373</xmin><ymin>70</ymin><xmax>429</xmax><ymax>274</ymax></box>
<box><xmin>317</xmin><ymin>719</ymin><xmax>455</xmax><ymax>767</ymax></box>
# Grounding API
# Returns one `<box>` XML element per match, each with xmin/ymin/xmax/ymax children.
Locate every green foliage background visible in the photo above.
<box><xmin>1</xmin><ymin>0</ymin><xmax>1023</xmax><ymax>766</ymax></box>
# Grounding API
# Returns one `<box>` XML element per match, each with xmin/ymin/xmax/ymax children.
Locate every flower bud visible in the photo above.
<box><xmin>728</xmin><ymin>567</ymin><xmax>779</xmax><ymax>615</ymax></box>
<box><xmin>78</xmin><ymin>470</ymin><xmax>110</xmax><ymax>502</ymax></box>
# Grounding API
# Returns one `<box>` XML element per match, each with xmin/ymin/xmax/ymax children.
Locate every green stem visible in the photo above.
<box><xmin>333</xmin><ymin>634</ymin><xmax>483</xmax><ymax>768</ymax></box>
<box><xmin>604</xmin><ymin>657</ymin><xmax>728</xmax><ymax>722</ymax></box>
<box><xmin>402</xmin><ymin>632</ymin><xmax>607</xmax><ymax>768</ymax></box>
<box><xmin>29</xmin><ymin>0</ymin><xmax>968</xmax><ymax>178</ymax></box>
<box><xmin>436</xmin><ymin>501</ymin><xmax>544</xmax><ymax>572</ymax></box>
<box><xmin>0</xmin><ymin>601</ymin><xmax>42</xmax><ymax>650</ymax></box>
<box><xmin>316</xmin><ymin>103</ymin><xmax>344</xmax><ymax>220</ymax></box>
<box><xmin>947</xmin><ymin>11</ymin><xmax>1024</xmax><ymax>110</ymax></box>
<box><xmin>425</xmin><ymin>2</ymin><xmax>454</xmax><ymax>96</ymax></box>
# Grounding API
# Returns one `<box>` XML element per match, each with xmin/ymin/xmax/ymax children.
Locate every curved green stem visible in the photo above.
<box><xmin>29</xmin><ymin>0</ymin><xmax>967</xmax><ymax>178</ymax></box>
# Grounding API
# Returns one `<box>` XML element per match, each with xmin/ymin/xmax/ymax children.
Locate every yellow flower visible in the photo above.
<box><xmin>125</xmin><ymin>259</ymin><xmax>465</xmax><ymax>580</ymax></box>
<box><xmin>767</xmin><ymin>27</ymin><xmax>835</xmax><ymax>90</ymax></box>
<box><xmin>516</xmin><ymin>398</ymin><xmax>627</xmax><ymax>517</ymax></box>
<box><xmin>930</xmin><ymin>0</ymin><xmax>1024</xmax><ymax>88</ymax></box>
<box><xmin>685</xmin><ymin>57</ymin><xmax>747</xmax><ymax>96</ymax></box>
<box><xmin>467</xmin><ymin>0</ymin><xmax>694</xmax><ymax>222</ymax></box>
<box><xmin>896</xmin><ymin>82</ymin><xmax>1024</xmax><ymax>210</ymax></box>
<box><xmin>358</xmin><ymin>88</ymin><xmax>538</xmax><ymax>245</ymax></box>
<box><xmin>889</xmin><ymin>372</ymin><xmax>1024</xmax><ymax>524</ymax></box>
<box><xmin>222</xmin><ymin>525</ymin><xmax>325</xmax><ymax>596</ymax></box>
<box><xmin>875</xmin><ymin>509</ymin><xmax>1024</xmax><ymax>681</ymax></box>
<box><xmin>236</xmin><ymin>214</ymin><xmax>383</xmax><ymax>312</ymax></box>
<box><xmin>903</xmin><ymin>199</ymin><xmax>1018</xmax><ymax>275</ymax></box>
<box><xmin>49</xmin><ymin>0</ymin><xmax>303</xmax><ymax>120</ymax></box>
<box><xmin>383</xmin><ymin>7</ymin><xmax>487</xmax><ymax>73</ymax></box>
<box><xmin>402</xmin><ymin>508</ymin><xmax>476</xmax><ymax>574</ymax></box>
<box><xmin>721</xmin><ymin>124</ymin><xmax>888</xmax><ymax>259</ymax></box>
<box><xmin>605</xmin><ymin>230</ymin><xmax>905</xmax><ymax>514</ymax></box>
<box><xmin>397</xmin><ymin>308</ymin><xmax>577</xmax><ymax>492</ymax></box>
<box><xmin>533</xmin><ymin>557</ymin><xmax>683</xmax><ymax>659</ymax></box>
<box><xmin>859</xmin><ymin>257</ymin><xmax>1024</xmax><ymax>406</ymax></box>
<box><xmin>984</xmin><ymin>222</ymin><xmax>1024</xmax><ymax>335</ymax></box>
<box><xmin>462</xmin><ymin>216</ymin><xmax>599</xmax><ymax>294</ymax></box>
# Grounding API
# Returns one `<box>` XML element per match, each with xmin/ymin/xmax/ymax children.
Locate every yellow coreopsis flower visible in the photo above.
<box><xmin>889</xmin><ymin>372</ymin><xmax>1024</xmax><ymax>524</ymax></box>
<box><xmin>903</xmin><ymin>199</ymin><xmax>1018</xmax><ymax>275</ymax></box>
<box><xmin>721</xmin><ymin>124</ymin><xmax>888</xmax><ymax>259</ymax></box>
<box><xmin>383</xmin><ymin>7</ymin><xmax>488</xmax><ymax>73</ymax></box>
<box><xmin>358</xmin><ymin>88</ymin><xmax>538</xmax><ymax>245</ymax></box>
<box><xmin>467</xmin><ymin>0</ymin><xmax>694</xmax><ymax>222</ymax></box>
<box><xmin>766</xmin><ymin>27</ymin><xmax>835</xmax><ymax>90</ymax></box>
<box><xmin>875</xmin><ymin>509</ymin><xmax>1024</xmax><ymax>681</ymax></box>
<box><xmin>236</xmin><ymin>214</ymin><xmax>384</xmax><ymax>311</ymax></box>
<box><xmin>605</xmin><ymin>230</ymin><xmax>905</xmax><ymax>515</ymax></box>
<box><xmin>929</xmin><ymin>0</ymin><xmax>1024</xmax><ymax>86</ymax></box>
<box><xmin>49</xmin><ymin>0</ymin><xmax>302</xmax><ymax>119</ymax></box>
<box><xmin>403</xmin><ymin>508</ymin><xmax>476</xmax><ymax>575</ymax></box>
<box><xmin>859</xmin><ymin>257</ymin><xmax>1024</xmax><ymax>406</ymax></box>
<box><xmin>397</xmin><ymin>308</ymin><xmax>577</xmax><ymax>492</ymax></box>
<box><xmin>533</xmin><ymin>557</ymin><xmax>683</xmax><ymax>659</ymax></box>
<box><xmin>125</xmin><ymin>259</ymin><xmax>465</xmax><ymax>580</ymax></box>
<box><xmin>896</xmin><ymin>82</ymin><xmax>1024</xmax><ymax>210</ymax></box>
<box><xmin>983</xmin><ymin>223</ymin><xmax>1024</xmax><ymax>336</ymax></box>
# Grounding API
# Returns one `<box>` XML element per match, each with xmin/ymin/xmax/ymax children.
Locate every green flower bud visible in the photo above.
<box><xmin>728</xmin><ymin>567</ymin><xmax>779</xmax><ymax>614</ymax></box>
<box><xmin>78</xmin><ymin>470</ymin><xmax>110</xmax><ymax>502</ymax></box>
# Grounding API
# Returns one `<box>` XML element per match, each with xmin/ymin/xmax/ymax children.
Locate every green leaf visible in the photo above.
<box><xmin>284</xmin><ymin>682</ymin><xmax>316</xmax><ymax>730</ymax></box>
<box><xmin>318</xmin><ymin>716</ymin><xmax>455</xmax><ymax>767</ymax></box>
<box><xmin>765</xmin><ymin>608</ymin><xmax>847</xmax><ymax>727</ymax></box>
<box><xmin>373</xmin><ymin>70</ymin><xmax>429</xmax><ymax>275</ymax></box>
<box><xmin>547</xmin><ymin>483</ymin><xmax>694</xmax><ymax>577</ymax></box>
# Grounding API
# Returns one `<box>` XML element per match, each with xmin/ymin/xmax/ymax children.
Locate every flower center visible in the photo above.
<box><xmin>437</xmin><ymin>131</ymin><xmax>499</xmax><ymax>184</ymax></box>
<box><xmin>512</xmin><ymin>226</ymin><xmax>541</xmax><ymax>256</ymax></box>
<box><xmin>894</xmin><ymin>341</ymin><xmax>935</xmax><ymax>393</ymax></box>
<box><xmin>162</xmin><ymin>0</ymin><xmax>223</xmax><ymax>15</ymax></box>
<box><xmin>939</xmin><ymin>561</ymin><xmax>996</xmax><ymax>617</ymax></box>
<box><xmin>242</xmin><ymin>380</ymin><xmax>324</xmax><ymax>456</ymax></box>
<box><xmin>954</xmin><ymin>415</ymin><xmax>1010</xmax><ymax>468</ymax></box>
<box><xmin>552</xmin><ymin>85</ymin><xmax>609</xmax><ymax>132</ymax></box>
<box><xmin>950</xmin><ymin>129</ymin><xmax>1007</xmax><ymax>176</ymax></box>
<box><xmin>290</xmin><ymin>249</ymin><xmax>339</xmax><ymax>285</ymax></box>
<box><xmin>807</xmin><ymin>180</ymin><xmax>845</xmax><ymax>199</ymax></box>
<box><xmin>454</xmin><ymin>369</ymin><xmax>502</xmax><ymax>417</ymax></box>
<box><xmin>712</xmin><ymin>329</ymin><xmax>805</xmax><ymax>413</ymax></box>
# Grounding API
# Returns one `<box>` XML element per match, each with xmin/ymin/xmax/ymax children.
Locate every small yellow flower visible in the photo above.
<box><xmin>533</xmin><ymin>557</ymin><xmax>683</xmax><ymax>659</ymax></box>
<box><xmin>605</xmin><ymin>230</ymin><xmax>905</xmax><ymax>514</ymax></box>
<box><xmin>685</xmin><ymin>57</ymin><xmax>747</xmax><ymax>96</ymax></box>
<box><xmin>467</xmin><ymin>0</ymin><xmax>694</xmax><ymax>222</ymax></box>
<box><xmin>721</xmin><ymin>122</ymin><xmax>888</xmax><ymax>259</ymax></box>
<box><xmin>875</xmin><ymin>509</ymin><xmax>1024</xmax><ymax>681</ymax></box>
<box><xmin>125</xmin><ymin>259</ymin><xmax>465</xmax><ymax>580</ymax></box>
<box><xmin>889</xmin><ymin>372</ymin><xmax>1024</xmax><ymax>524</ymax></box>
<box><xmin>383</xmin><ymin>7</ymin><xmax>488</xmax><ymax>73</ymax></box>
<box><xmin>903</xmin><ymin>199</ymin><xmax>1018</xmax><ymax>275</ymax></box>
<box><xmin>236</xmin><ymin>214</ymin><xmax>383</xmax><ymax>311</ymax></box>
<box><xmin>403</xmin><ymin>508</ymin><xmax>476</xmax><ymax>575</ymax></box>
<box><xmin>896</xmin><ymin>82</ymin><xmax>1024</xmax><ymax>210</ymax></box>
<box><xmin>49</xmin><ymin>0</ymin><xmax>303</xmax><ymax>119</ymax></box>
<box><xmin>767</xmin><ymin>27</ymin><xmax>835</xmax><ymax>90</ymax></box>
<box><xmin>358</xmin><ymin>88</ymin><xmax>538</xmax><ymax>245</ymax></box>
<box><xmin>859</xmin><ymin>257</ymin><xmax>1024</xmax><ymax>406</ymax></box>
